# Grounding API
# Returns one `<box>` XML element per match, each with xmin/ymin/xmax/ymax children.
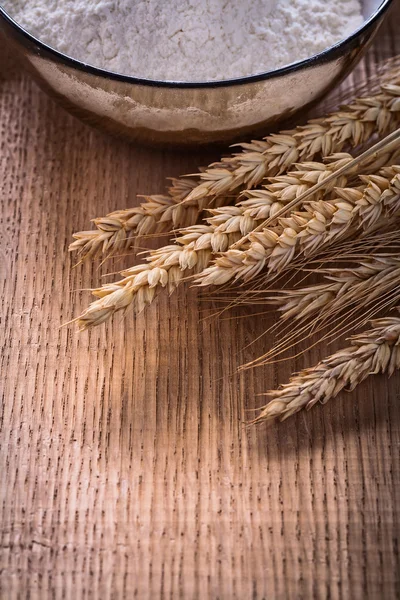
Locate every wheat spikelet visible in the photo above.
<box><xmin>253</xmin><ymin>316</ymin><xmax>400</xmax><ymax>423</ymax></box>
<box><xmin>71</xmin><ymin>78</ymin><xmax>400</xmax><ymax>262</ymax></box>
<box><xmin>197</xmin><ymin>166</ymin><xmax>400</xmax><ymax>286</ymax></box>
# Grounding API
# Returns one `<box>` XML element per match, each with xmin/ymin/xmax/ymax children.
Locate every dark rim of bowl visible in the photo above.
<box><xmin>0</xmin><ymin>0</ymin><xmax>393</xmax><ymax>88</ymax></box>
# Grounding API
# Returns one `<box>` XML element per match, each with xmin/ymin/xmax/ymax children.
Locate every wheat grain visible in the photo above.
<box><xmin>253</xmin><ymin>316</ymin><xmax>400</xmax><ymax>423</ymax></box>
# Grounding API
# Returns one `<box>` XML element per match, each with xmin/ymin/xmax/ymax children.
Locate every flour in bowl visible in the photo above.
<box><xmin>2</xmin><ymin>0</ymin><xmax>364</xmax><ymax>81</ymax></box>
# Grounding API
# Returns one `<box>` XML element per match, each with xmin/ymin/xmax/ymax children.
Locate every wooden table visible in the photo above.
<box><xmin>1</xmin><ymin>8</ymin><xmax>400</xmax><ymax>599</ymax></box>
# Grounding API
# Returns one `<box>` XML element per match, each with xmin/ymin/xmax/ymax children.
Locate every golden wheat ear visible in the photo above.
<box><xmin>251</xmin><ymin>316</ymin><xmax>400</xmax><ymax>424</ymax></box>
<box><xmin>74</xmin><ymin>154</ymin><xmax>400</xmax><ymax>330</ymax></box>
<box><xmin>196</xmin><ymin>162</ymin><xmax>400</xmax><ymax>288</ymax></box>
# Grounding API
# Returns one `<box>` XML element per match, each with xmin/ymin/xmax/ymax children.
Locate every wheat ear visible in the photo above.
<box><xmin>205</xmin><ymin>146</ymin><xmax>400</xmax><ymax>244</ymax></box>
<box><xmin>243</xmin><ymin>251</ymin><xmax>400</xmax><ymax>368</ymax></box>
<box><xmin>75</xmin><ymin>226</ymin><xmax>242</xmax><ymax>330</ymax></box>
<box><xmin>197</xmin><ymin>167</ymin><xmax>400</xmax><ymax>286</ymax></box>
<box><xmin>70</xmin><ymin>82</ymin><xmax>400</xmax><ymax>261</ymax></box>
<box><xmin>253</xmin><ymin>316</ymin><xmax>400</xmax><ymax>423</ymax></box>
<box><xmin>74</xmin><ymin>155</ymin><xmax>355</xmax><ymax>328</ymax></box>
<box><xmin>75</xmin><ymin>163</ymin><xmax>400</xmax><ymax>329</ymax></box>
<box><xmin>272</xmin><ymin>255</ymin><xmax>400</xmax><ymax>324</ymax></box>
<box><xmin>69</xmin><ymin>177</ymin><xmax>203</xmax><ymax>261</ymax></box>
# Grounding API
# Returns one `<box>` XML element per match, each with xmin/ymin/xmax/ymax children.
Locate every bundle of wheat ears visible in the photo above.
<box><xmin>70</xmin><ymin>57</ymin><xmax>400</xmax><ymax>424</ymax></box>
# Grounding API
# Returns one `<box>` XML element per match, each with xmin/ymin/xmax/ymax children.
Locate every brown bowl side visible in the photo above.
<box><xmin>0</xmin><ymin>3</ymin><xmax>392</xmax><ymax>146</ymax></box>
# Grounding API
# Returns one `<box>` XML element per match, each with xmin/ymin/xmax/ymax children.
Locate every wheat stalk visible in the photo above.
<box><xmin>197</xmin><ymin>167</ymin><xmax>400</xmax><ymax>286</ymax></box>
<box><xmin>70</xmin><ymin>80</ymin><xmax>400</xmax><ymax>261</ymax></box>
<box><xmin>253</xmin><ymin>316</ymin><xmax>400</xmax><ymax>423</ymax></box>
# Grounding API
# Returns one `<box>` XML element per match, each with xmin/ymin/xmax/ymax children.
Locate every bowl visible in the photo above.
<box><xmin>0</xmin><ymin>0</ymin><xmax>394</xmax><ymax>146</ymax></box>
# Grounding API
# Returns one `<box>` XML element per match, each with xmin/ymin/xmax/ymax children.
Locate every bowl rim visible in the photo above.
<box><xmin>0</xmin><ymin>0</ymin><xmax>394</xmax><ymax>88</ymax></box>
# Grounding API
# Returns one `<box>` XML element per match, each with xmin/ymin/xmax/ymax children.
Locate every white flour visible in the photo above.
<box><xmin>2</xmin><ymin>0</ymin><xmax>364</xmax><ymax>81</ymax></box>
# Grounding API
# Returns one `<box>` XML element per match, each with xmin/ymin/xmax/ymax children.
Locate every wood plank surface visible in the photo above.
<box><xmin>1</xmin><ymin>6</ymin><xmax>400</xmax><ymax>599</ymax></box>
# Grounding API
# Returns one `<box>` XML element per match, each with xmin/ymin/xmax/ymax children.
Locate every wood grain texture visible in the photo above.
<box><xmin>1</xmin><ymin>8</ymin><xmax>400</xmax><ymax>599</ymax></box>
